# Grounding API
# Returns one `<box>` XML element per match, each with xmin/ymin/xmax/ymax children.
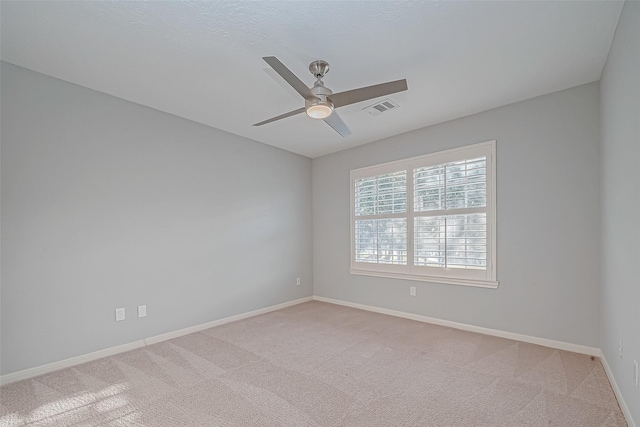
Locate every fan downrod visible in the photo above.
<box><xmin>309</xmin><ymin>60</ymin><xmax>330</xmax><ymax>79</ymax></box>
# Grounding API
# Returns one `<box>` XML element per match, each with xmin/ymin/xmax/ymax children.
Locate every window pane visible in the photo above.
<box><xmin>414</xmin><ymin>165</ymin><xmax>445</xmax><ymax>212</ymax></box>
<box><xmin>415</xmin><ymin>216</ymin><xmax>445</xmax><ymax>267</ymax></box>
<box><xmin>355</xmin><ymin>218</ymin><xmax>407</xmax><ymax>265</ymax></box>
<box><xmin>355</xmin><ymin>220</ymin><xmax>378</xmax><ymax>263</ymax></box>
<box><xmin>377</xmin><ymin>172</ymin><xmax>407</xmax><ymax>215</ymax></box>
<box><xmin>354</xmin><ymin>178</ymin><xmax>376</xmax><ymax>216</ymax></box>
<box><xmin>377</xmin><ymin>218</ymin><xmax>407</xmax><ymax>264</ymax></box>
<box><xmin>446</xmin><ymin>213</ymin><xmax>487</xmax><ymax>269</ymax></box>
<box><xmin>355</xmin><ymin>171</ymin><xmax>406</xmax><ymax>216</ymax></box>
<box><xmin>445</xmin><ymin>157</ymin><xmax>486</xmax><ymax>209</ymax></box>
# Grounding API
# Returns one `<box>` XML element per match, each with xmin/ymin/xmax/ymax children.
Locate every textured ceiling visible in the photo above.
<box><xmin>1</xmin><ymin>1</ymin><xmax>623</xmax><ymax>158</ymax></box>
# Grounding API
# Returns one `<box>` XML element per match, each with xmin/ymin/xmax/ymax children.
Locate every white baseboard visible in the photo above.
<box><xmin>312</xmin><ymin>296</ymin><xmax>601</xmax><ymax>356</ymax></box>
<box><xmin>600</xmin><ymin>353</ymin><xmax>637</xmax><ymax>427</ymax></box>
<box><xmin>0</xmin><ymin>296</ymin><xmax>312</xmax><ymax>386</ymax></box>
<box><xmin>0</xmin><ymin>341</ymin><xmax>146</xmax><ymax>387</ymax></box>
<box><xmin>144</xmin><ymin>296</ymin><xmax>313</xmax><ymax>345</ymax></box>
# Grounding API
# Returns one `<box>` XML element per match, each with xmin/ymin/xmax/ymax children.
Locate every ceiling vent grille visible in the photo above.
<box><xmin>362</xmin><ymin>98</ymin><xmax>399</xmax><ymax>116</ymax></box>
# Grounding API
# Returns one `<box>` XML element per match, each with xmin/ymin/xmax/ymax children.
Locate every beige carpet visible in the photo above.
<box><xmin>0</xmin><ymin>301</ymin><xmax>627</xmax><ymax>426</ymax></box>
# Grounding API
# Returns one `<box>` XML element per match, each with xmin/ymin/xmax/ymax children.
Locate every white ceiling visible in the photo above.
<box><xmin>1</xmin><ymin>1</ymin><xmax>623</xmax><ymax>158</ymax></box>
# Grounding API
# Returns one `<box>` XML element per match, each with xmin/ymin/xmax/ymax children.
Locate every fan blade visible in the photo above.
<box><xmin>330</xmin><ymin>79</ymin><xmax>407</xmax><ymax>108</ymax></box>
<box><xmin>263</xmin><ymin>56</ymin><xmax>318</xmax><ymax>101</ymax></box>
<box><xmin>323</xmin><ymin>111</ymin><xmax>351</xmax><ymax>137</ymax></box>
<box><xmin>253</xmin><ymin>107</ymin><xmax>306</xmax><ymax>126</ymax></box>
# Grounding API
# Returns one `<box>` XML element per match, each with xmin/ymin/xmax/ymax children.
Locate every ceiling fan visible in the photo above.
<box><xmin>253</xmin><ymin>56</ymin><xmax>408</xmax><ymax>137</ymax></box>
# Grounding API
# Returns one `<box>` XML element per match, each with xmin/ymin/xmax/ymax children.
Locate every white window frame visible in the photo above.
<box><xmin>350</xmin><ymin>140</ymin><xmax>498</xmax><ymax>288</ymax></box>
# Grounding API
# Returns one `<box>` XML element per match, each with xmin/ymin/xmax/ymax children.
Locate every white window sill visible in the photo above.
<box><xmin>349</xmin><ymin>269</ymin><xmax>499</xmax><ymax>289</ymax></box>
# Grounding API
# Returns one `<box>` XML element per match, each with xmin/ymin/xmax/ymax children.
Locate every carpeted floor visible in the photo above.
<box><xmin>0</xmin><ymin>301</ymin><xmax>627</xmax><ymax>426</ymax></box>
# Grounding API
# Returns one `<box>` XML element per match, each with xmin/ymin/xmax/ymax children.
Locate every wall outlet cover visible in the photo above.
<box><xmin>115</xmin><ymin>308</ymin><xmax>125</xmax><ymax>322</ymax></box>
<box><xmin>618</xmin><ymin>337</ymin><xmax>623</xmax><ymax>357</ymax></box>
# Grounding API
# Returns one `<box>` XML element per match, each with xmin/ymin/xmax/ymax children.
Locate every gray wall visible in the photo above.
<box><xmin>600</xmin><ymin>1</ymin><xmax>640</xmax><ymax>422</ymax></box>
<box><xmin>313</xmin><ymin>82</ymin><xmax>601</xmax><ymax>347</ymax></box>
<box><xmin>0</xmin><ymin>62</ymin><xmax>313</xmax><ymax>375</ymax></box>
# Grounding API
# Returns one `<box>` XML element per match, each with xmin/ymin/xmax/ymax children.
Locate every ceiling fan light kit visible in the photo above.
<box><xmin>254</xmin><ymin>56</ymin><xmax>407</xmax><ymax>137</ymax></box>
<box><xmin>306</xmin><ymin>102</ymin><xmax>333</xmax><ymax>119</ymax></box>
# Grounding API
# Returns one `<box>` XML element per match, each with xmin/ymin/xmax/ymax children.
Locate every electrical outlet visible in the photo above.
<box><xmin>296</xmin><ymin>277</ymin><xmax>301</xmax><ymax>286</ymax></box>
<box><xmin>138</xmin><ymin>305</ymin><xmax>147</xmax><ymax>318</ymax></box>
<box><xmin>618</xmin><ymin>337</ymin><xmax>623</xmax><ymax>358</ymax></box>
<box><xmin>634</xmin><ymin>360</ymin><xmax>638</xmax><ymax>386</ymax></box>
<box><xmin>410</xmin><ymin>286</ymin><xmax>417</xmax><ymax>296</ymax></box>
<box><xmin>115</xmin><ymin>308</ymin><xmax>125</xmax><ymax>322</ymax></box>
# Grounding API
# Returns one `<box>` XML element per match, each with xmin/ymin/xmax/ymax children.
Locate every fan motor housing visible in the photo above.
<box><xmin>311</xmin><ymin>81</ymin><xmax>332</xmax><ymax>98</ymax></box>
<box><xmin>305</xmin><ymin>82</ymin><xmax>334</xmax><ymax>119</ymax></box>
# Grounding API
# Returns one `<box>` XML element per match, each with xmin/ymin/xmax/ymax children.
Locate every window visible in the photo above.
<box><xmin>350</xmin><ymin>140</ymin><xmax>497</xmax><ymax>288</ymax></box>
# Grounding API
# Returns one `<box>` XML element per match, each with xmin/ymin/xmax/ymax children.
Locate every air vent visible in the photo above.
<box><xmin>362</xmin><ymin>98</ymin><xmax>399</xmax><ymax>116</ymax></box>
